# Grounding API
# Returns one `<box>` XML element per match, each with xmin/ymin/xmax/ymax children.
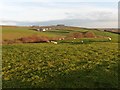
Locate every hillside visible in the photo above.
<box><xmin>2</xmin><ymin>25</ymin><xmax>119</xmax><ymax>44</ymax></box>
<box><xmin>2</xmin><ymin>25</ymin><xmax>119</xmax><ymax>88</ymax></box>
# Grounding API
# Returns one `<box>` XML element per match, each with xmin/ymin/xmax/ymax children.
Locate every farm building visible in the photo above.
<box><xmin>35</xmin><ymin>27</ymin><xmax>52</xmax><ymax>32</ymax></box>
<box><xmin>31</xmin><ymin>24</ymin><xmax>66</xmax><ymax>32</ymax></box>
<box><xmin>57</xmin><ymin>24</ymin><xmax>65</xmax><ymax>26</ymax></box>
<box><xmin>37</xmin><ymin>28</ymin><xmax>46</xmax><ymax>32</ymax></box>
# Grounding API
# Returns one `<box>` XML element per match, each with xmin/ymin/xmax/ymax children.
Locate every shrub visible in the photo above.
<box><xmin>84</xmin><ymin>32</ymin><xmax>96</xmax><ymax>38</ymax></box>
<box><xmin>18</xmin><ymin>35</ymin><xmax>49</xmax><ymax>43</ymax></box>
<box><xmin>66</xmin><ymin>32</ymin><xmax>84</xmax><ymax>39</ymax></box>
<box><xmin>66</xmin><ymin>32</ymin><xmax>96</xmax><ymax>39</ymax></box>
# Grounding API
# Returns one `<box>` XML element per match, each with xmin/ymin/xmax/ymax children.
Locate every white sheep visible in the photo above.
<box><xmin>74</xmin><ymin>38</ymin><xmax>76</xmax><ymax>39</ymax></box>
<box><xmin>62</xmin><ymin>38</ymin><xmax>65</xmax><ymax>40</ymax></box>
<box><xmin>81</xmin><ymin>40</ymin><xmax>84</xmax><ymax>43</ymax></box>
<box><xmin>37</xmin><ymin>29</ymin><xmax>40</xmax><ymax>31</ymax></box>
<box><xmin>53</xmin><ymin>42</ymin><xmax>57</xmax><ymax>44</ymax></box>
<box><xmin>59</xmin><ymin>38</ymin><xmax>64</xmax><ymax>40</ymax></box>
<box><xmin>46</xmin><ymin>41</ymin><xmax>50</xmax><ymax>43</ymax></box>
<box><xmin>108</xmin><ymin>37</ymin><xmax>111</xmax><ymax>41</ymax></box>
<box><xmin>59</xmin><ymin>38</ymin><xmax>62</xmax><ymax>40</ymax></box>
<box><xmin>51</xmin><ymin>41</ymin><xmax>58</xmax><ymax>44</ymax></box>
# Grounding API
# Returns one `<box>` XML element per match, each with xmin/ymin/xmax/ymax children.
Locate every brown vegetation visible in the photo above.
<box><xmin>66</xmin><ymin>31</ymin><xmax>96</xmax><ymax>39</ymax></box>
<box><xmin>2</xmin><ymin>35</ymin><xmax>63</xmax><ymax>44</ymax></box>
<box><xmin>2</xmin><ymin>31</ymin><xmax>104</xmax><ymax>44</ymax></box>
<box><xmin>84</xmin><ymin>32</ymin><xmax>96</xmax><ymax>38</ymax></box>
<box><xmin>18</xmin><ymin>35</ymin><xmax>49</xmax><ymax>43</ymax></box>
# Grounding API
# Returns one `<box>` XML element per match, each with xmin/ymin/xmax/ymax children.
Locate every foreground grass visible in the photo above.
<box><xmin>2</xmin><ymin>42</ymin><xmax>119</xmax><ymax>88</ymax></box>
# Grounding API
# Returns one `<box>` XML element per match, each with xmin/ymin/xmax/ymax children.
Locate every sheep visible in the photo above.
<box><xmin>59</xmin><ymin>38</ymin><xmax>64</xmax><ymax>40</ymax></box>
<box><xmin>62</xmin><ymin>38</ymin><xmax>65</xmax><ymax>40</ymax></box>
<box><xmin>108</xmin><ymin>37</ymin><xmax>111</xmax><ymax>41</ymax></box>
<box><xmin>37</xmin><ymin>29</ymin><xmax>40</xmax><ymax>31</ymax></box>
<box><xmin>74</xmin><ymin>38</ymin><xmax>76</xmax><ymax>39</ymax></box>
<box><xmin>59</xmin><ymin>38</ymin><xmax>62</xmax><ymax>40</ymax></box>
<box><xmin>81</xmin><ymin>40</ymin><xmax>84</xmax><ymax>44</ymax></box>
<box><xmin>46</xmin><ymin>41</ymin><xmax>50</xmax><ymax>43</ymax></box>
<box><xmin>52</xmin><ymin>42</ymin><xmax>57</xmax><ymax>44</ymax></box>
<box><xmin>51</xmin><ymin>41</ymin><xmax>58</xmax><ymax>44</ymax></box>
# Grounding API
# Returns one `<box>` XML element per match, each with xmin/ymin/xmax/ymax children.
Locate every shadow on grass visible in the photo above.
<box><xmin>2</xmin><ymin>64</ymin><xmax>118</xmax><ymax>88</ymax></box>
<box><xmin>59</xmin><ymin>40</ymin><xmax>110</xmax><ymax>45</ymax></box>
<box><xmin>46</xmin><ymin>65</ymin><xmax>118</xmax><ymax>88</ymax></box>
<box><xmin>44</xmin><ymin>66</ymin><xmax>116</xmax><ymax>88</ymax></box>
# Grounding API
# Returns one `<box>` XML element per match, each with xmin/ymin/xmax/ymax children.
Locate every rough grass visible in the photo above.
<box><xmin>2</xmin><ymin>26</ymin><xmax>59</xmax><ymax>40</ymax></box>
<box><xmin>2</xmin><ymin>43</ymin><xmax>119</xmax><ymax>88</ymax></box>
<box><xmin>2</xmin><ymin>26</ymin><xmax>119</xmax><ymax>43</ymax></box>
<box><xmin>2</xmin><ymin>26</ymin><xmax>119</xmax><ymax>88</ymax></box>
<box><xmin>92</xmin><ymin>30</ymin><xmax>119</xmax><ymax>43</ymax></box>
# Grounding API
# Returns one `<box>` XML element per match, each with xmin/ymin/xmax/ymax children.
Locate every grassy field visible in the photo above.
<box><xmin>2</xmin><ymin>26</ymin><xmax>59</xmax><ymax>40</ymax></box>
<box><xmin>2</xmin><ymin>26</ymin><xmax>119</xmax><ymax>42</ymax></box>
<box><xmin>2</xmin><ymin>26</ymin><xmax>119</xmax><ymax>88</ymax></box>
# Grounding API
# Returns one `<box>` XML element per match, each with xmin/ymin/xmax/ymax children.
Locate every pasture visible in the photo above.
<box><xmin>2</xmin><ymin>26</ymin><xmax>119</xmax><ymax>88</ymax></box>
<box><xmin>2</xmin><ymin>26</ymin><xmax>59</xmax><ymax>40</ymax></box>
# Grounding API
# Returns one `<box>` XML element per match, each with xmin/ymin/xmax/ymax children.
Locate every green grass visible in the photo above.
<box><xmin>2</xmin><ymin>27</ymin><xmax>90</xmax><ymax>40</ymax></box>
<box><xmin>0</xmin><ymin>46</ymin><xmax>2</xmax><ymax>89</ymax></box>
<box><xmin>92</xmin><ymin>30</ymin><xmax>119</xmax><ymax>43</ymax></box>
<box><xmin>2</xmin><ymin>43</ymin><xmax>119</xmax><ymax>88</ymax></box>
<box><xmin>2</xmin><ymin>26</ymin><xmax>119</xmax><ymax>43</ymax></box>
<box><xmin>2</xmin><ymin>27</ymin><xmax>59</xmax><ymax>40</ymax></box>
<box><xmin>2</xmin><ymin>26</ymin><xmax>119</xmax><ymax>88</ymax></box>
<box><xmin>45</xmin><ymin>29</ymin><xmax>89</xmax><ymax>37</ymax></box>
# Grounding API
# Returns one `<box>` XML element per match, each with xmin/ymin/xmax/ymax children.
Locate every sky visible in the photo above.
<box><xmin>0</xmin><ymin>0</ymin><xmax>119</xmax><ymax>28</ymax></box>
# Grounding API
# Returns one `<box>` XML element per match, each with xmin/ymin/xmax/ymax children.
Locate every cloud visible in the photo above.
<box><xmin>1</xmin><ymin>2</ymin><xmax>117</xmax><ymax>21</ymax></box>
<box><xmin>64</xmin><ymin>5</ymin><xmax>118</xmax><ymax>22</ymax></box>
<box><xmin>0</xmin><ymin>21</ymin><xmax>17</xmax><ymax>25</ymax></box>
<box><xmin>30</xmin><ymin>0</ymin><xmax>118</xmax><ymax>2</ymax></box>
<box><xmin>2</xmin><ymin>0</ymin><xmax>119</xmax><ymax>3</ymax></box>
<box><xmin>1</xmin><ymin>18</ymin><xmax>118</xmax><ymax>28</ymax></box>
<box><xmin>1</xmin><ymin>1</ymin><xmax>118</xmax><ymax>28</ymax></box>
<box><xmin>89</xmin><ymin>11</ymin><xmax>117</xmax><ymax>21</ymax></box>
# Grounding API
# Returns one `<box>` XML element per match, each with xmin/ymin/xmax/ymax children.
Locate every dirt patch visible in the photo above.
<box><xmin>18</xmin><ymin>35</ymin><xmax>49</xmax><ymax>43</ymax></box>
<box><xmin>84</xmin><ymin>32</ymin><xmax>96</xmax><ymax>38</ymax></box>
<box><xmin>66</xmin><ymin>31</ymin><xmax>96</xmax><ymax>39</ymax></box>
<box><xmin>2</xmin><ymin>35</ymin><xmax>63</xmax><ymax>44</ymax></box>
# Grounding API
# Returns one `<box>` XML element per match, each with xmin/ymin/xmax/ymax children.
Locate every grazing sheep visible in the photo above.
<box><xmin>59</xmin><ymin>38</ymin><xmax>64</xmax><ymax>40</ymax></box>
<box><xmin>54</xmin><ymin>42</ymin><xmax>58</xmax><ymax>44</ymax></box>
<box><xmin>81</xmin><ymin>40</ymin><xmax>84</xmax><ymax>43</ymax></box>
<box><xmin>74</xmin><ymin>38</ymin><xmax>76</xmax><ymax>39</ymax></box>
<box><xmin>108</xmin><ymin>37</ymin><xmax>111</xmax><ymax>41</ymax></box>
<box><xmin>46</xmin><ymin>41</ymin><xmax>50</xmax><ymax>43</ymax></box>
<box><xmin>51</xmin><ymin>41</ymin><xmax>58</xmax><ymax>44</ymax></box>
<box><xmin>62</xmin><ymin>38</ymin><xmax>65</xmax><ymax>40</ymax></box>
<box><xmin>37</xmin><ymin>29</ymin><xmax>40</xmax><ymax>31</ymax></box>
<box><xmin>59</xmin><ymin>38</ymin><xmax>62</xmax><ymax>40</ymax></box>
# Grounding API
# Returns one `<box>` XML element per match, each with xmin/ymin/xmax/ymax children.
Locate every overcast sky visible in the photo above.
<box><xmin>0</xmin><ymin>0</ymin><xmax>119</xmax><ymax>28</ymax></box>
